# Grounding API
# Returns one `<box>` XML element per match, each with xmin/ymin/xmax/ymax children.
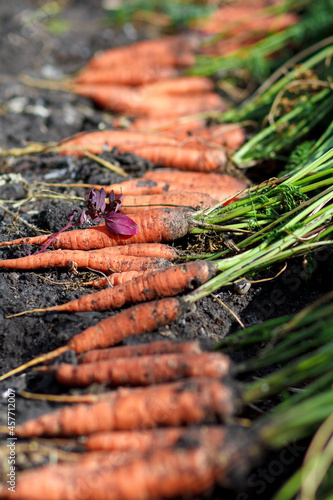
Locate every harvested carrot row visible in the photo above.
<box><xmin>0</xmin><ymin>297</ymin><xmax>188</xmax><ymax>381</ymax></box>
<box><xmin>0</xmin><ymin>426</ymin><xmax>256</xmax><ymax>500</ymax></box>
<box><xmin>15</xmin><ymin>378</ymin><xmax>239</xmax><ymax>437</ymax></box>
<box><xmin>8</xmin><ymin>260</ymin><xmax>217</xmax><ymax>316</ymax></box>
<box><xmin>77</xmin><ymin>339</ymin><xmax>202</xmax><ymax>364</ymax></box>
<box><xmin>53</xmin><ymin>351</ymin><xmax>231</xmax><ymax>387</ymax></box>
<box><xmin>0</xmin><ymin>208</ymin><xmax>193</xmax><ymax>249</ymax></box>
<box><xmin>0</xmin><ymin>250</ymin><xmax>170</xmax><ymax>274</ymax></box>
<box><xmin>120</xmin><ymin>191</ymin><xmax>219</xmax><ymax>213</ymax></box>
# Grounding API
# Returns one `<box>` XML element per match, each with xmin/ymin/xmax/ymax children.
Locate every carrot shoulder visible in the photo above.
<box><xmin>0</xmin><ymin>208</ymin><xmax>193</xmax><ymax>249</ymax></box>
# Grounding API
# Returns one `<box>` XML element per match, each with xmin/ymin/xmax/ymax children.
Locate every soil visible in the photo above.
<box><xmin>0</xmin><ymin>1</ymin><xmax>332</xmax><ymax>498</ymax></box>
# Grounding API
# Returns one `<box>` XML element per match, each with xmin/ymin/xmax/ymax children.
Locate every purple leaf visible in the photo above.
<box><xmin>108</xmin><ymin>190</ymin><xmax>122</xmax><ymax>212</ymax></box>
<box><xmin>104</xmin><ymin>212</ymin><xmax>138</xmax><ymax>235</ymax></box>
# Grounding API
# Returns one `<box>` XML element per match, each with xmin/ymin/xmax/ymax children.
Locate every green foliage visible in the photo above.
<box><xmin>280</xmin><ymin>141</ymin><xmax>316</xmax><ymax>175</ymax></box>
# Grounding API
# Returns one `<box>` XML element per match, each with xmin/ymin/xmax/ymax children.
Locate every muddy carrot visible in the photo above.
<box><xmin>53</xmin><ymin>351</ymin><xmax>231</xmax><ymax>387</ymax></box>
<box><xmin>0</xmin><ymin>297</ymin><xmax>188</xmax><ymax>381</ymax></box>
<box><xmin>0</xmin><ymin>208</ymin><xmax>193</xmax><ymax>249</ymax></box>
<box><xmin>120</xmin><ymin>191</ymin><xmax>219</xmax><ymax>213</ymax></box>
<box><xmin>77</xmin><ymin>339</ymin><xmax>202</xmax><ymax>364</ymax></box>
<box><xmin>9</xmin><ymin>260</ymin><xmax>217</xmax><ymax>316</ymax></box>
<box><xmin>15</xmin><ymin>378</ymin><xmax>239</xmax><ymax>437</ymax></box>
<box><xmin>0</xmin><ymin>250</ymin><xmax>170</xmax><ymax>274</ymax></box>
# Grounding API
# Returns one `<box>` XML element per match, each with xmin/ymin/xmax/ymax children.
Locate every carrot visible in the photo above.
<box><xmin>9</xmin><ymin>260</ymin><xmax>217</xmax><ymax>315</ymax></box>
<box><xmin>128</xmin><ymin>144</ymin><xmax>227</xmax><ymax>172</ymax></box>
<box><xmin>0</xmin><ymin>207</ymin><xmax>193</xmax><ymax>249</ymax></box>
<box><xmin>55</xmin><ymin>129</ymin><xmax>179</xmax><ymax>156</ymax></box>
<box><xmin>72</xmin><ymin>85</ymin><xmax>225</xmax><ymax>117</ymax></box>
<box><xmin>0</xmin><ymin>250</ymin><xmax>170</xmax><ymax>274</ymax></box>
<box><xmin>53</xmin><ymin>351</ymin><xmax>231</xmax><ymax>387</ymax></box>
<box><xmin>77</xmin><ymin>339</ymin><xmax>202</xmax><ymax>364</ymax></box>
<box><xmin>0</xmin><ymin>426</ymin><xmax>254</xmax><ymax>500</ymax></box>
<box><xmin>15</xmin><ymin>378</ymin><xmax>238</xmax><ymax>436</ymax></box>
<box><xmin>73</xmin><ymin>65</ymin><xmax>180</xmax><ymax>86</ymax></box>
<box><xmin>90</xmin><ymin>170</ymin><xmax>248</xmax><ymax>197</ymax></box>
<box><xmin>85</xmin><ymin>34</ymin><xmax>199</xmax><ymax>69</ymax></box>
<box><xmin>120</xmin><ymin>191</ymin><xmax>219</xmax><ymax>213</ymax></box>
<box><xmin>84</xmin><ymin>425</ymin><xmax>227</xmax><ymax>452</ymax></box>
<box><xmin>0</xmin><ymin>297</ymin><xmax>188</xmax><ymax>381</ymax></box>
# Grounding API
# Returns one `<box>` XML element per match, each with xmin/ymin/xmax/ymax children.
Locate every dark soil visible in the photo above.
<box><xmin>0</xmin><ymin>2</ymin><xmax>332</xmax><ymax>498</ymax></box>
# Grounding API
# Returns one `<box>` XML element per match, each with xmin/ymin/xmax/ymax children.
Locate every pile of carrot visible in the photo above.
<box><xmin>70</xmin><ymin>33</ymin><xmax>227</xmax><ymax>120</ymax></box>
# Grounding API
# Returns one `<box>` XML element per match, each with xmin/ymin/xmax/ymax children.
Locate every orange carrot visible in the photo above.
<box><xmin>72</xmin><ymin>85</ymin><xmax>225</xmax><ymax>117</ymax></box>
<box><xmin>128</xmin><ymin>144</ymin><xmax>227</xmax><ymax>172</ymax></box>
<box><xmin>85</xmin><ymin>34</ymin><xmax>199</xmax><ymax>69</ymax></box>
<box><xmin>15</xmin><ymin>378</ymin><xmax>238</xmax><ymax>436</ymax></box>
<box><xmin>73</xmin><ymin>65</ymin><xmax>180</xmax><ymax>86</ymax></box>
<box><xmin>77</xmin><ymin>339</ymin><xmax>202</xmax><ymax>364</ymax></box>
<box><xmin>10</xmin><ymin>260</ymin><xmax>217</xmax><ymax>315</ymax></box>
<box><xmin>0</xmin><ymin>250</ymin><xmax>170</xmax><ymax>274</ymax></box>
<box><xmin>90</xmin><ymin>169</ymin><xmax>249</xmax><ymax>197</ymax></box>
<box><xmin>84</xmin><ymin>425</ymin><xmax>226</xmax><ymax>452</ymax></box>
<box><xmin>0</xmin><ymin>208</ymin><xmax>193</xmax><ymax>249</ymax></box>
<box><xmin>120</xmin><ymin>191</ymin><xmax>219</xmax><ymax>213</ymax></box>
<box><xmin>53</xmin><ymin>351</ymin><xmax>231</xmax><ymax>387</ymax></box>
<box><xmin>0</xmin><ymin>297</ymin><xmax>190</xmax><ymax>381</ymax></box>
<box><xmin>55</xmin><ymin>129</ymin><xmax>179</xmax><ymax>156</ymax></box>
